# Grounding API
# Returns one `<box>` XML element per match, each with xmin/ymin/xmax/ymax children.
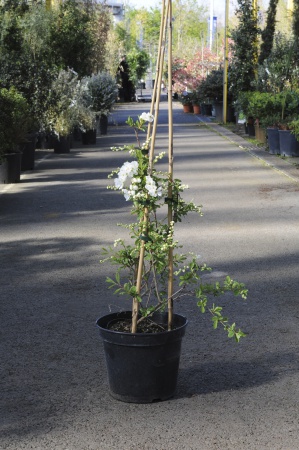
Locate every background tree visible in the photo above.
<box><xmin>48</xmin><ymin>0</ymin><xmax>95</xmax><ymax>76</ymax></box>
<box><xmin>254</xmin><ymin>33</ymin><xmax>299</xmax><ymax>93</ymax></box>
<box><xmin>88</xmin><ymin>2</ymin><xmax>111</xmax><ymax>73</ymax></box>
<box><xmin>126</xmin><ymin>48</ymin><xmax>150</xmax><ymax>88</ymax></box>
<box><xmin>258</xmin><ymin>0</ymin><xmax>279</xmax><ymax>65</ymax></box>
<box><xmin>172</xmin><ymin>0</ymin><xmax>208</xmax><ymax>57</ymax></box>
<box><xmin>229</xmin><ymin>0</ymin><xmax>260</xmax><ymax>99</ymax></box>
<box><xmin>0</xmin><ymin>1</ymin><xmax>56</xmax><ymax>131</ymax></box>
<box><xmin>294</xmin><ymin>0</ymin><xmax>299</xmax><ymax>36</ymax></box>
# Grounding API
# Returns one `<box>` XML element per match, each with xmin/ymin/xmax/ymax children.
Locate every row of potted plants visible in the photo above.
<box><xmin>0</xmin><ymin>70</ymin><xmax>118</xmax><ymax>183</ymax></box>
<box><xmin>178</xmin><ymin>69</ymin><xmax>235</xmax><ymax>121</ymax></box>
<box><xmin>236</xmin><ymin>90</ymin><xmax>299</xmax><ymax>157</ymax></box>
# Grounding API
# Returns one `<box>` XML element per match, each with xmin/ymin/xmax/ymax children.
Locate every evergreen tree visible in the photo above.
<box><xmin>293</xmin><ymin>0</ymin><xmax>299</xmax><ymax>40</ymax></box>
<box><xmin>258</xmin><ymin>0</ymin><xmax>279</xmax><ymax>65</ymax></box>
<box><xmin>230</xmin><ymin>0</ymin><xmax>260</xmax><ymax>99</ymax></box>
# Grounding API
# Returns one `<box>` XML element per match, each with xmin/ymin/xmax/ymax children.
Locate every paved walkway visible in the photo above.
<box><xmin>1</xmin><ymin>100</ymin><xmax>299</xmax><ymax>449</ymax></box>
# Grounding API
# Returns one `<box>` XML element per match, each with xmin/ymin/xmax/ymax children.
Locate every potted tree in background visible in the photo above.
<box><xmin>180</xmin><ymin>92</ymin><xmax>193</xmax><ymax>113</ymax></box>
<box><xmin>45</xmin><ymin>69</ymin><xmax>82</xmax><ymax>153</ymax></box>
<box><xmin>76</xmin><ymin>77</ymin><xmax>97</xmax><ymax>145</ymax></box>
<box><xmin>87</xmin><ymin>71</ymin><xmax>118</xmax><ymax>135</ymax></box>
<box><xmin>0</xmin><ymin>87</ymin><xmax>30</xmax><ymax>183</ymax></box>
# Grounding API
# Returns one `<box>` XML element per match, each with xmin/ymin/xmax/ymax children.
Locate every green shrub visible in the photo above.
<box><xmin>87</xmin><ymin>72</ymin><xmax>118</xmax><ymax>116</ymax></box>
<box><xmin>0</xmin><ymin>86</ymin><xmax>29</xmax><ymax>155</ymax></box>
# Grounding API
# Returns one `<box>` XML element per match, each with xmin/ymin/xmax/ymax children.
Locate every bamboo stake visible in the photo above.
<box><xmin>147</xmin><ymin>0</ymin><xmax>166</xmax><ymax>141</ymax></box>
<box><xmin>131</xmin><ymin>0</ymin><xmax>168</xmax><ymax>333</ymax></box>
<box><xmin>167</xmin><ymin>0</ymin><xmax>174</xmax><ymax>331</ymax></box>
<box><xmin>148</xmin><ymin>0</ymin><xmax>170</xmax><ymax>170</ymax></box>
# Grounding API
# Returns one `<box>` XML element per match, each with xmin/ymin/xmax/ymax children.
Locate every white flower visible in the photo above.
<box><xmin>115</xmin><ymin>161</ymin><xmax>139</xmax><ymax>191</ymax></box>
<box><xmin>122</xmin><ymin>189</ymin><xmax>131</xmax><ymax>201</ymax></box>
<box><xmin>140</xmin><ymin>112</ymin><xmax>154</xmax><ymax>123</ymax></box>
<box><xmin>114</xmin><ymin>177</ymin><xmax>124</xmax><ymax>189</ymax></box>
<box><xmin>157</xmin><ymin>187</ymin><xmax>163</xmax><ymax>197</ymax></box>
<box><xmin>144</xmin><ymin>175</ymin><xmax>162</xmax><ymax>197</ymax></box>
<box><xmin>181</xmin><ymin>184</ymin><xmax>189</xmax><ymax>190</ymax></box>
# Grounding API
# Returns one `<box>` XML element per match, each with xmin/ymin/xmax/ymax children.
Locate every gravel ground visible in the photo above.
<box><xmin>1</xmin><ymin>100</ymin><xmax>299</xmax><ymax>449</ymax></box>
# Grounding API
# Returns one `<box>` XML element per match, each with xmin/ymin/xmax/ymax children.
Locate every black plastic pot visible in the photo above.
<box><xmin>213</xmin><ymin>102</ymin><xmax>235</xmax><ymax>123</ymax></box>
<box><xmin>97</xmin><ymin>311</ymin><xmax>188</xmax><ymax>403</ymax></box>
<box><xmin>205</xmin><ymin>104</ymin><xmax>213</xmax><ymax>116</ymax></box>
<box><xmin>20</xmin><ymin>133</ymin><xmax>37</xmax><ymax>171</ymax></box>
<box><xmin>247</xmin><ymin>124</ymin><xmax>255</xmax><ymax>137</ymax></box>
<box><xmin>267</xmin><ymin>128</ymin><xmax>280</xmax><ymax>155</ymax></box>
<box><xmin>0</xmin><ymin>160</ymin><xmax>8</xmax><ymax>184</ymax></box>
<box><xmin>53</xmin><ymin>135</ymin><xmax>71</xmax><ymax>154</ymax></box>
<box><xmin>99</xmin><ymin>115</ymin><xmax>108</xmax><ymax>135</ymax></box>
<box><xmin>81</xmin><ymin>129</ymin><xmax>97</xmax><ymax>145</ymax></box>
<box><xmin>4</xmin><ymin>152</ymin><xmax>22</xmax><ymax>183</ymax></box>
<box><xmin>279</xmin><ymin>130</ymin><xmax>299</xmax><ymax>157</ymax></box>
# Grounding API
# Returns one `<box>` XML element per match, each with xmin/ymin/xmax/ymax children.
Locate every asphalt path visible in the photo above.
<box><xmin>1</xmin><ymin>99</ymin><xmax>299</xmax><ymax>449</ymax></box>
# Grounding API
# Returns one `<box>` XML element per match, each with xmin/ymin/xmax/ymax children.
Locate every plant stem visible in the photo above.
<box><xmin>132</xmin><ymin>210</ymin><xmax>148</xmax><ymax>333</ymax></box>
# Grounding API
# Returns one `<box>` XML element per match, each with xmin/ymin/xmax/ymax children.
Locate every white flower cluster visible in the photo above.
<box><xmin>114</xmin><ymin>161</ymin><xmax>163</xmax><ymax>201</ymax></box>
<box><xmin>145</xmin><ymin>176</ymin><xmax>163</xmax><ymax>197</ymax></box>
<box><xmin>114</xmin><ymin>161</ymin><xmax>138</xmax><ymax>189</ymax></box>
<box><xmin>160</xmin><ymin>221</ymin><xmax>177</xmax><ymax>252</ymax></box>
<box><xmin>140</xmin><ymin>112</ymin><xmax>154</xmax><ymax>123</ymax></box>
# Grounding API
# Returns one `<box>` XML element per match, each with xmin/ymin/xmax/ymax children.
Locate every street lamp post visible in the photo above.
<box><xmin>223</xmin><ymin>0</ymin><xmax>229</xmax><ymax>124</ymax></box>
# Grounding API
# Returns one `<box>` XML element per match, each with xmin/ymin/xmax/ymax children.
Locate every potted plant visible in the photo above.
<box><xmin>279</xmin><ymin>117</ymin><xmax>299</xmax><ymax>157</ymax></box>
<box><xmin>45</xmin><ymin>69</ymin><xmax>81</xmax><ymax>153</ymax></box>
<box><xmin>191</xmin><ymin>91</ymin><xmax>202</xmax><ymax>114</ymax></box>
<box><xmin>235</xmin><ymin>91</ymin><xmax>255</xmax><ymax>135</ymax></box>
<box><xmin>180</xmin><ymin>92</ymin><xmax>193</xmax><ymax>113</ymax></box>
<box><xmin>198</xmin><ymin>69</ymin><xmax>235</xmax><ymax>123</ymax></box>
<box><xmin>263</xmin><ymin>113</ymin><xmax>281</xmax><ymax>154</ymax></box>
<box><xmin>87</xmin><ymin>71</ymin><xmax>118</xmax><ymax>135</ymax></box>
<box><xmin>97</xmin><ymin>112</ymin><xmax>248</xmax><ymax>403</ymax></box>
<box><xmin>0</xmin><ymin>87</ymin><xmax>30</xmax><ymax>183</ymax></box>
<box><xmin>76</xmin><ymin>77</ymin><xmax>97</xmax><ymax>145</ymax></box>
<box><xmin>276</xmin><ymin>90</ymin><xmax>299</xmax><ymax>157</ymax></box>
<box><xmin>245</xmin><ymin>92</ymin><xmax>275</xmax><ymax>144</ymax></box>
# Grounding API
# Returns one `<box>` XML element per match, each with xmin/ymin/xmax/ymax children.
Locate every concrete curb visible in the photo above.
<box><xmin>200</xmin><ymin>120</ymin><xmax>299</xmax><ymax>184</ymax></box>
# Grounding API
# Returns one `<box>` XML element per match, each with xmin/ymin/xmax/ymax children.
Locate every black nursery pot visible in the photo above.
<box><xmin>5</xmin><ymin>152</ymin><xmax>22</xmax><ymax>183</ymax></box>
<box><xmin>81</xmin><ymin>129</ymin><xmax>97</xmax><ymax>145</ymax></box>
<box><xmin>53</xmin><ymin>135</ymin><xmax>71</xmax><ymax>154</ymax></box>
<box><xmin>267</xmin><ymin>128</ymin><xmax>280</xmax><ymax>155</ymax></box>
<box><xmin>99</xmin><ymin>115</ymin><xmax>108</xmax><ymax>135</ymax></box>
<box><xmin>97</xmin><ymin>311</ymin><xmax>188</xmax><ymax>403</ymax></box>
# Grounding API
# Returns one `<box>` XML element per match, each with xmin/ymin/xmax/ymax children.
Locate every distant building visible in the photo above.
<box><xmin>100</xmin><ymin>1</ymin><xmax>125</xmax><ymax>23</ymax></box>
<box><xmin>44</xmin><ymin>0</ymin><xmax>125</xmax><ymax>23</ymax></box>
